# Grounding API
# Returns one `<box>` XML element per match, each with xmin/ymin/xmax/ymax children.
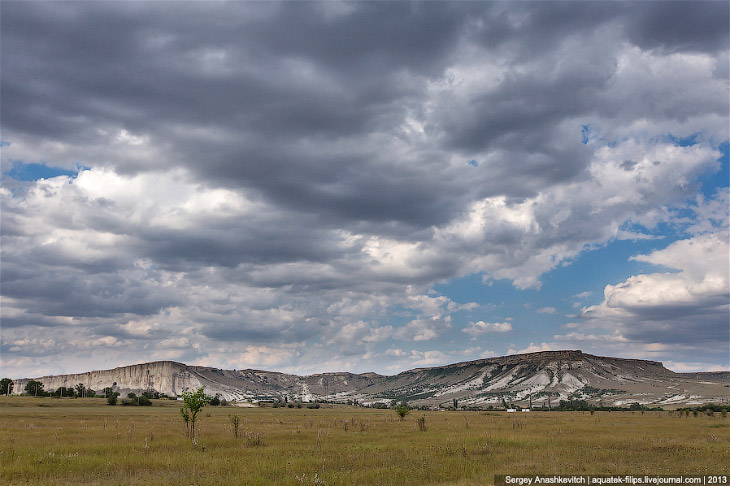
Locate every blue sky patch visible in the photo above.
<box><xmin>6</xmin><ymin>161</ymin><xmax>80</xmax><ymax>181</ymax></box>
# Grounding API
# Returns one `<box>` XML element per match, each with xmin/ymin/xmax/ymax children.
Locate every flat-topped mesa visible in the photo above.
<box><xmin>407</xmin><ymin>350</ymin><xmax>665</xmax><ymax>374</ymax></box>
<box><xmin>12</xmin><ymin>361</ymin><xmax>201</xmax><ymax>397</ymax></box>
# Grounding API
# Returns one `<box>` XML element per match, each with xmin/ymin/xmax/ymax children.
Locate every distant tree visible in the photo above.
<box><xmin>24</xmin><ymin>380</ymin><xmax>44</xmax><ymax>397</ymax></box>
<box><xmin>209</xmin><ymin>393</ymin><xmax>221</xmax><ymax>406</ymax></box>
<box><xmin>180</xmin><ymin>387</ymin><xmax>211</xmax><ymax>444</ymax></box>
<box><xmin>54</xmin><ymin>386</ymin><xmax>75</xmax><ymax>397</ymax></box>
<box><xmin>395</xmin><ymin>403</ymin><xmax>410</xmax><ymax>421</ymax></box>
<box><xmin>107</xmin><ymin>392</ymin><xmax>120</xmax><ymax>405</ymax></box>
<box><xmin>86</xmin><ymin>388</ymin><xmax>96</xmax><ymax>398</ymax></box>
<box><xmin>138</xmin><ymin>396</ymin><xmax>152</xmax><ymax>406</ymax></box>
<box><xmin>127</xmin><ymin>392</ymin><xmax>138</xmax><ymax>400</ymax></box>
<box><xmin>75</xmin><ymin>383</ymin><xmax>86</xmax><ymax>398</ymax></box>
<box><xmin>103</xmin><ymin>387</ymin><xmax>115</xmax><ymax>398</ymax></box>
<box><xmin>0</xmin><ymin>378</ymin><xmax>14</xmax><ymax>396</ymax></box>
<box><xmin>453</xmin><ymin>398</ymin><xmax>458</xmax><ymax>409</ymax></box>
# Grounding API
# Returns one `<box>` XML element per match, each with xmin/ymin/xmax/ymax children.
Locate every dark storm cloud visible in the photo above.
<box><xmin>0</xmin><ymin>2</ymin><xmax>692</xmax><ymax>226</ymax></box>
<box><xmin>3</xmin><ymin>1</ymin><xmax>726</xmax><ymax>231</ymax></box>
<box><xmin>1</xmin><ymin>263</ymin><xmax>180</xmax><ymax>318</ymax></box>
<box><xmin>625</xmin><ymin>1</ymin><xmax>730</xmax><ymax>54</ymax></box>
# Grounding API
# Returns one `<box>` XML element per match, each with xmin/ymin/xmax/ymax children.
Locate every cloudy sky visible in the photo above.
<box><xmin>1</xmin><ymin>1</ymin><xmax>728</xmax><ymax>379</ymax></box>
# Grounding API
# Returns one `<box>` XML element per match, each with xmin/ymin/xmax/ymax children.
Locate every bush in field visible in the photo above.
<box><xmin>417</xmin><ymin>415</ymin><xmax>427</xmax><ymax>431</ymax></box>
<box><xmin>229</xmin><ymin>414</ymin><xmax>241</xmax><ymax>438</ymax></box>
<box><xmin>138</xmin><ymin>396</ymin><xmax>152</xmax><ymax>406</ymax></box>
<box><xmin>395</xmin><ymin>404</ymin><xmax>410</xmax><ymax>421</ymax></box>
<box><xmin>107</xmin><ymin>393</ymin><xmax>119</xmax><ymax>405</ymax></box>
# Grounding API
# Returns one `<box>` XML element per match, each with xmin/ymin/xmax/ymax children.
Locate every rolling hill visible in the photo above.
<box><xmin>11</xmin><ymin>350</ymin><xmax>730</xmax><ymax>407</ymax></box>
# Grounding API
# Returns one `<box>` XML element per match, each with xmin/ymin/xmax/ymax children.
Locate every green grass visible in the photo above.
<box><xmin>1</xmin><ymin>396</ymin><xmax>728</xmax><ymax>485</ymax></box>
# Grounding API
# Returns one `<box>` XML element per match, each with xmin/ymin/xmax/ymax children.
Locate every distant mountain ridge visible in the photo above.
<box><xmin>11</xmin><ymin>350</ymin><xmax>730</xmax><ymax>407</ymax></box>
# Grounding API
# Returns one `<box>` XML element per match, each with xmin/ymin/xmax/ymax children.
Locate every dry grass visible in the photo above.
<box><xmin>1</xmin><ymin>396</ymin><xmax>728</xmax><ymax>485</ymax></box>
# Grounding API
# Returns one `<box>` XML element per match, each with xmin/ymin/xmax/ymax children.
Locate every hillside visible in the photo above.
<box><xmin>11</xmin><ymin>350</ymin><xmax>730</xmax><ymax>407</ymax></box>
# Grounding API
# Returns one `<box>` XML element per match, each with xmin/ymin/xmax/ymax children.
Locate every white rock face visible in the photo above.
<box><xmin>12</xmin><ymin>361</ymin><xmax>205</xmax><ymax>397</ymax></box>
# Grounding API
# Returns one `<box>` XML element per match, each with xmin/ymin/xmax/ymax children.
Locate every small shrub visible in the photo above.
<box><xmin>107</xmin><ymin>394</ymin><xmax>118</xmax><ymax>406</ymax></box>
<box><xmin>395</xmin><ymin>404</ymin><xmax>410</xmax><ymax>421</ymax></box>
<box><xmin>245</xmin><ymin>431</ymin><xmax>263</xmax><ymax>447</ymax></box>
<box><xmin>138</xmin><ymin>396</ymin><xmax>152</xmax><ymax>406</ymax></box>
<box><xmin>229</xmin><ymin>414</ymin><xmax>241</xmax><ymax>438</ymax></box>
<box><xmin>121</xmin><ymin>398</ymin><xmax>137</xmax><ymax>406</ymax></box>
<box><xmin>417</xmin><ymin>416</ymin><xmax>427</xmax><ymax>431</ymax></box>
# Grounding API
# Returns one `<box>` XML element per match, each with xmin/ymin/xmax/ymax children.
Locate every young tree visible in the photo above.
<box><xmin>180</xmin><ymin>387</ymin><xmax>211</xmax><ymax>444</ymax></box>
<box><xmin>75</xmin><ymin>383</ymin><xmax>86</xmax><ymax>398</ymax></box>
<box><xmin>0</xmin><ymin>378</ymin><xmax>13</xmax><ymax>396</ymax></box>
<box><xmin>395</xmin><ymin>403</ymin><xmax>410</xmax><ymax>421</ymax></box>
<box><xmin>24</xmin><ymin>380</ymin><xmax>44</xmax><ymax>397</ymax></box>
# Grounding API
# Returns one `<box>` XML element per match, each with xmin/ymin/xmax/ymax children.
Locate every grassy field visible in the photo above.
<box><xmin>1</xmin><ymin>396</ymin><xmax>728</xmax><ymax>485</ymax></box>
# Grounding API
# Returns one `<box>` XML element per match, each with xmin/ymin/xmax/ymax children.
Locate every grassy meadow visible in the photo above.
<box><xmin>1</xmin><ymin>396</ymin><xmax>728</xmax><ymax>485</ymax></box>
